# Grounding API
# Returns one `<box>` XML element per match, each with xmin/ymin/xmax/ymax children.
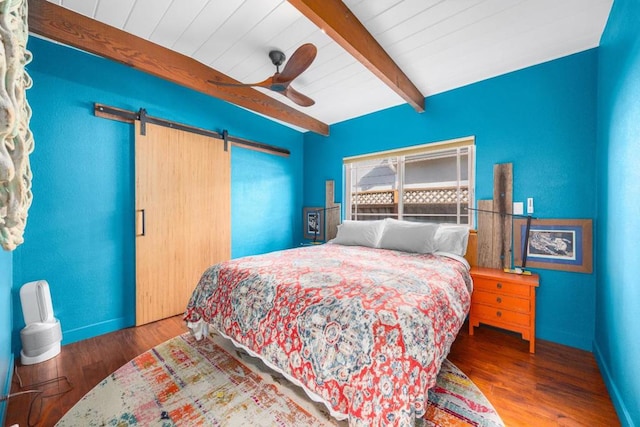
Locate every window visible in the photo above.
<box><xmin>344</xmin><ymin>137</ymin><xmax>475</xmax><ymax>226</ymax></box>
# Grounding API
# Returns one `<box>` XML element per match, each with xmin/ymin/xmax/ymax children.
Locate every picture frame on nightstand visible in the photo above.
<box><xmin>303</xmin><ymin>207</ymin><xmax>324</xmax><ymax>242</ymax></box>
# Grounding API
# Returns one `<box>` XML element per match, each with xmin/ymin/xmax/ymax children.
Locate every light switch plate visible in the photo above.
<box><xmin>527</xmin><ymin>198</ymin><xmax>534</xmax><ymax>214</ymax></box>
<box><xmin>513</xmin><ymin>202</ymin><xmax>524</xmax><ymax>215</ymax></box>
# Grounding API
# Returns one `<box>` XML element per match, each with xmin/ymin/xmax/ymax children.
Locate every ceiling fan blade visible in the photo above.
<box><xmin>284</xmin><ymin>86</ymin><xmax>315</xmax><ymax>107</ymax></box>
<box><xmin>208</xmin><ymin>44</ymin><xmax>316</xmax><ymax>106</ymax></box>
<box><xmin>208</xmin><ymin>76</ymin><xmax>274</xmax><ymax>88</ymax></box>
<box><xmin>276</xmin><ymin>43</ymin><xmax>317</xmax><ymax>84</ymax></box>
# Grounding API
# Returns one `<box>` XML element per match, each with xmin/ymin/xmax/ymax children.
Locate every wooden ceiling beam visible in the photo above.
<box><xmin>27</xmin><ymin>0</ymin><xmax>329</xmax><ymax>135</ymax></box>
<box><xmin>288</xmin><ymin>0</ymin><xmax>425</xmax><ymax>113</ymax></box>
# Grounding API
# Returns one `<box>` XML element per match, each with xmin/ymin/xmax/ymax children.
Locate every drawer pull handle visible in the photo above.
<box><xmin>496</xmin><ymin>311</ymin><xmax>502</xmax><ymax>317</ymax></box>
<box><xmin>496</xmin><ymin>283</ymin><xmax>503</xmax><ymax>289</ymax></box>
<box><xmin>496</xmin><ymin>297</ymin><xmax>502</xmax><ymax>303</ymax></box>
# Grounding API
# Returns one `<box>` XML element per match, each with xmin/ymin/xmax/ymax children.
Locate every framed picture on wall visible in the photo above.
<box><xmin>514</xmin><ymin>218</ymin><xmax>593</xmax><ymax>273</ymax></box>
<box><xmin>303</xmin><ymin>207</ymin><xmax>324</xmax><ymax>242</ymax></box>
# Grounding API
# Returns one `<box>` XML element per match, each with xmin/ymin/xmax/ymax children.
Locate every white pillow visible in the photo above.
<box><xmin>378</xmin><ymin>219</ymin><xmax>438</xmax><ymax>253</ymax></box>
<box><xmin>332</xmin><ymin>220</ymin><xmax>385</xmax><ymax>248</ymax></box>
<box><xmin>434</xmin><ymin>224</ymin><xmax>470</xmax><ymax>256</ymax></box>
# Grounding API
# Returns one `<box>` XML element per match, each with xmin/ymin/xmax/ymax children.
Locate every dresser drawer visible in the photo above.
<box><xmin>473</xmin><ymin>277</ymin><xmax>531</xmax><ymax>297</ymax></box>
<box><xmin>473</xmin><ymin>304</ymin><xmax>530</xmax><ymax>327</ymax></box>
<box><xmin>472</xmin><ymin>290</ymin><xmax>530</xmax><ymax>313</ymax></box>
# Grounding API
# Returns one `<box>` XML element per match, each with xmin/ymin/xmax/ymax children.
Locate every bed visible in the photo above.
<box><xmin>184</xmin><ymin>219</ymin><xmax>477</xmax><ymax>426</ymax></box>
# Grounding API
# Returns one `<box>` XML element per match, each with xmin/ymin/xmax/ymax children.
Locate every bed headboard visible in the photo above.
<box><xmin>464</xmin><ymin>230</ymin><xmax>478</xmax><ymax>268</ymax></box>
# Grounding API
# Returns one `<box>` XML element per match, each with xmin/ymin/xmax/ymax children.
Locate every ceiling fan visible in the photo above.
<box><xmin>209</xmin><ymin>43</ymin><xmax>317</xmax><ymax>107</ymax></box>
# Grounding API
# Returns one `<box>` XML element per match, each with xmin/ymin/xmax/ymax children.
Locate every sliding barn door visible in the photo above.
<box><xmin>135</xmin><ymin>121</ymin><xmax>230</xmax><ymax>325</ymax></box>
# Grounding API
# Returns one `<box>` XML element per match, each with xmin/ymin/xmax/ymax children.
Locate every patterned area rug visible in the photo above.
<box><xmin>56</xmin><ymin>333</ymin><xmax>503</xmax><ymax>426</ymax></box>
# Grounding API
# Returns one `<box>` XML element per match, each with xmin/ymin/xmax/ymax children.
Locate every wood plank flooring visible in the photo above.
<box><xmin>448</xmin><ymin>325</ymin><xmax>619</xmax><ymax>426</ymax></box>
<box><xmin>6</xmin><ymin>317</ymin><xmax>619</xmax><ymax>427</ymax></box>
<box><xmin>5</xmin><ymin>316</ymin><xmax>188</xmax><ymax>427</ymax></box>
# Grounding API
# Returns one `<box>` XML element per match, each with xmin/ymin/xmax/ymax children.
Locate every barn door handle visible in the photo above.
<box><xmin>136</xmin><ymin>209</ymin><xmax>146</xmax><ymax>236</ymax></box>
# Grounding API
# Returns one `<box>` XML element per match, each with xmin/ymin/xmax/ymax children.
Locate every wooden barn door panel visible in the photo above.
<box><xmin>135</xmin><ymin>121</ymin><xmax>230</xmax><ymax>326</ymax></box>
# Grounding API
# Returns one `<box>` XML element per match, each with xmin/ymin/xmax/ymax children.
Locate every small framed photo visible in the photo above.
<box><xmin>514</xmin><ymin>218</ymin><xmax>592</xmax><ymax>273</ymax></box>
<box><xmin>303</xmin><ymin>207</ymin><xmax>324</xmax><ymax>241</ymax></box>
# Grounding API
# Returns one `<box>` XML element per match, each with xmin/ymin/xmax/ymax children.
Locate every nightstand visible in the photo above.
<box><xmin>469</xmin><ymin>267</ymin><xmax>540</xmax><ymax>353</ymax></box>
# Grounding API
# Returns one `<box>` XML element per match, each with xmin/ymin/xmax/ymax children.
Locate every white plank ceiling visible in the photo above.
<box><xmin>46</xmin><ymin>0</ymin><xmax>613</xmax><ymax>130</ymax></box>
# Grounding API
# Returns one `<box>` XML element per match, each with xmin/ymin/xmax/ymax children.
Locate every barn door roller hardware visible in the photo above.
<box><xmin>94</xmin><ymin>103</ymin><xmax>290</xmax><ymax>157</ymax></box>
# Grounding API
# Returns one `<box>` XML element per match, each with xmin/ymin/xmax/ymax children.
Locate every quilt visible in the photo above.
<box><xmin>184</xmin><ymin>243</ymin><xmax>472</xmax><ymax>426</ymax></box>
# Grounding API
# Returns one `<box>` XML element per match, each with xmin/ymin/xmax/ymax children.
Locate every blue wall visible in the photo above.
<box><xmin>5</xmin><ymin>11</ymin><xmax>638</xmax><ymax>425</ymax></box>
<box><xmin>232</xmin><ymin>147</ymin><xmax>302</xmax><ymax>258</ymax></box>
<box><xmin>10</xmin><ymin>36</ymin><xmax>304</xmax><ymax>350</ymax></box>
<box><xmin>0</xmin><ymin>251</ymin><xmax>12</xmax><ymax>424</ymax></box>
<box><xmin>304</xmin><ymin>50</ymin><xmax>599</xmax><ymax>351</ymax></box>
<box><xmin>595</xmin><ymin>0</ymin><xmax>640</xmax><ymax>425</ymax></box>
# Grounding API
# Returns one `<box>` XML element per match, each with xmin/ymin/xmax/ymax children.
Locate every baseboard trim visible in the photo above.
<box><xmin>537</xmin><ymin>328</ymin><xmax>592</xmax><ymax>352</ymax></box>
<box><xmin>62</xmin><ymin>316</ymin><xmax>133</xmax><ymax>346</ymax></box>
<box><xmin>593</xmin><ymin>341</ymin><xmax>634</xmax><ymax>427</ymax></box>
<box><xmin>0</xmin><ymin>353</ymin><xmax>14</xmax><ymax>427</ymax></box>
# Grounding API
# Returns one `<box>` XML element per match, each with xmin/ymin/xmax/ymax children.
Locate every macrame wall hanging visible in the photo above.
<box><xmin>0</xmin><ymin>0</ymin><xmax>34</xmax><ymax>251</ymax></box>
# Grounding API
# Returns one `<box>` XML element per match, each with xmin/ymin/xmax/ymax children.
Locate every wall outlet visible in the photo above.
<box><xmin>513</xmin><ymin>202</ymin><xmax>524</xmax><ymax>215</ymax></box>
<box><xmin>527</xmin><ymin>198</ymin><xmax>534</xmax><ymax>214</ymax></box>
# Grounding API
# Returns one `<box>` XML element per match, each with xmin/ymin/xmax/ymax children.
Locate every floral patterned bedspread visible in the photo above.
<box><xmin>184</xmin><ymin>244</ymin><xmax>472</xmax><ymax>426</ymax></box>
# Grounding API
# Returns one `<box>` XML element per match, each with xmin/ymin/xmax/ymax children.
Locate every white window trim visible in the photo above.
<box><xmin>343</xmin><ymin>136</ymin><xmax>474</xmax><ymax>164</ymax></box>
<box><xmin>344</xmin><ymin>136</ymin><xmax>476</xmax><ymax>227</ymax></box>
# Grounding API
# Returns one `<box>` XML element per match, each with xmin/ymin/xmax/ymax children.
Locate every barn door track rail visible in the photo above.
<box><xmin>94</xmin><ymin>103</ymin><xmax>290</xmax><ymax>157</ymax></box>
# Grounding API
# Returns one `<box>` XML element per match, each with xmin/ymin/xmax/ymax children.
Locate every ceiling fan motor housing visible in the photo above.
<box><xmin>269</xmin><ymin>50</ymin><xmax>286</xmax><ymax>68</ymax></box>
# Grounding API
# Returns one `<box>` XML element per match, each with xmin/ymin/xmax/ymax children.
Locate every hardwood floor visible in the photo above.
<box><xmin>5</xmin><ymin>316</ymin><xmax>188</xmax><ymax>427</ymax></box>
<box><xmin>448</xmin><ymin>325</ymin><xmax>619</xmax><ymax>426</ymax></box>
<box><xmin>6</xmin><ymin>317</ymin><xmax>619</xmax><ymax>427</ymax></box>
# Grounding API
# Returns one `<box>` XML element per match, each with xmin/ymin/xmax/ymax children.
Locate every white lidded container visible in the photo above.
<box><xmin>19</xmin><ymin>280</ymin><xmax>62</xmax><ymax>365</ymax></box>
